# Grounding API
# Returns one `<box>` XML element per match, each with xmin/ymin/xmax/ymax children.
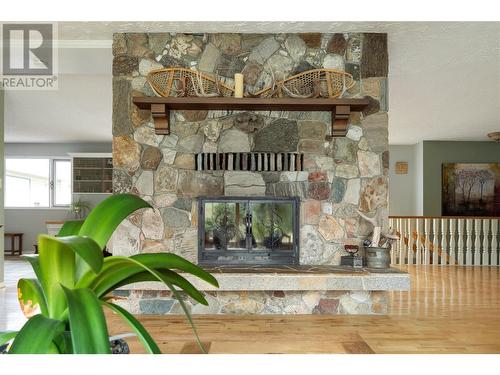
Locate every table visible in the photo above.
<box><xmin>5</xmin><ymin>233</ymin><xmax>23</xmax><ymax>255</ymax></box>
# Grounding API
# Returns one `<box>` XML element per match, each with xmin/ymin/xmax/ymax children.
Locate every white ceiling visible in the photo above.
<box><xmin>4</xmin><ymin>21</ymin><xmax>500</xmax><ymax>144</ymax></box>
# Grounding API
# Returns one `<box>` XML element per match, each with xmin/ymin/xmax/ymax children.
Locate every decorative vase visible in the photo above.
<box><xmin>365</xmin><ymin>247</ymin><xmax>391</xmax><ymax>268</ymax></box>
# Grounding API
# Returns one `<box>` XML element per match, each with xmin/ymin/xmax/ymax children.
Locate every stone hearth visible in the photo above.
<box><xmin>113</xmin><ymin>266</ymin><xmax>408</xmax><ymax>315</ymax></box>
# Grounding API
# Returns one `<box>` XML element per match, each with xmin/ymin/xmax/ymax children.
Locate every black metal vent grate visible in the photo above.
<box><xmin>195</xmin><ymin>153</ymin><xmax>304</xmax><ymax>172</ymax></box>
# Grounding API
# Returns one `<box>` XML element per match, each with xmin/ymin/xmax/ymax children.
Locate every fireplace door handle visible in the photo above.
<box><xmin>246</xmin><ymin>214</ymin><xmax>252</xmax><ymax>235</ymax></box>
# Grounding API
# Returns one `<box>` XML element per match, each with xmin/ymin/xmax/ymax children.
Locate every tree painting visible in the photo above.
<box><xmin>443</xmin><ymin>163</ymin><xmax>500</xmax><ymax>216</ymax></box>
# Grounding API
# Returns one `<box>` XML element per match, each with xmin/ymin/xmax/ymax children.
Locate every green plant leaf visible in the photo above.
<box><xmin>62</xmin><ymin>287</ymin><xmax>111</xmax><ymax>354</ymax></box>
<box><xmin>131</xmin><ymin>253</ymin><xmax>219</xmax><ymax>288</ymax></box>
<box><xmin>78</xmin><ymin>253</ymin><xmax>218</xmax><ymax>291</ymax></box>
<box><xmin>0</xmin><ymin>331</ymin><xmax>17</xmax><ymax>346</ymax></box>
<box><xmin>55</xmin><ymin>235</ymin><xmax>104</xmax><ymax>279</ymax></box>
<box><xmin>17</xmin><ymin>278</ymin><xmax>48</xmax><ymax>318</ymax></box>
<box><xmin>53</xmin><ymin>331</ymin><xmax>73</xmax><ymax>354</ymax></box>
<box><xmin>105</xmin><ymin>256</ymin><xmax>207</xmax><ymax>353</ymax></box>
<box><xmin>79</xmin><ymin>194</ymin><xmax>151</xmax><ymax>250</ymax></box>
<box><xmin>102</xmin><ymin>301</ymin><xmax>161</xmax><ymax>354</ymax></box>
<box><xmin>99</xmin><ymin>268</ymin><xmax>208</xmax><ymax>305</ymax></box>
<box><xmin>57</xmin><ymin>220</ymin><xmax>84</xmax><ymax>236</ymax></box>
<box><xmin>8</xmin><ymin>315</ymin><xmax>64</xmax><ymax>354</ymax></box>
<box><xmin>20</xmin><ymin>255</ymin><xmax>43</xmax><ymax>283</ymax></box>
<box><xmin>165</xmin><ymin>281</ymin><xmax>207</xmax><ymax>353</ymax></box>
<box><xmin>38</xmin><ymin>235</ymin><xmax>76</xmax><ymax>319</ymax></box>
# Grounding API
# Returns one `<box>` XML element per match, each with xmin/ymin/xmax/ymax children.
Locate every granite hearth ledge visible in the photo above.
<box><xmin>119</xmin><ymin>266</ymin><xmax>410</xmax><ymax>292</ymax></box>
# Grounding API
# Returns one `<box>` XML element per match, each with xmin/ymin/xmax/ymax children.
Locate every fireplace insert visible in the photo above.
<box><xmin>198</xmin><ymin>196</ymin><xmax>299</xmax><ymax>265</ymax></box>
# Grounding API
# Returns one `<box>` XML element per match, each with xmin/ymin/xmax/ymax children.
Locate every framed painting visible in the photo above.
<box><xmin>442</xmin><ymin>163</ymin><xmax>500</xmax><ymax>216</ymax></box>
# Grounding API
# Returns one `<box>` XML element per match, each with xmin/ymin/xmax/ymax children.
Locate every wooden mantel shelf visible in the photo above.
<box><xmin>132</xmin><ymin>97</ymin><xmax>369</xmax><ymax>137</ymax></box>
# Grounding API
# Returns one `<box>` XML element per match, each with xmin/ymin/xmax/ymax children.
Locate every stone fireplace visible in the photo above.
<box><xmin>111</xmin><ymin>32</ymin><xmax>409</xmax><ymax>315</ymax></box>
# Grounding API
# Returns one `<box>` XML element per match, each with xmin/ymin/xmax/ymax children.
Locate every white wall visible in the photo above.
<box><xmin>5</xmin><ymin>75</ymin><xmax>111</xmax><ymax>143</ymax></box>
<box><xmin>388</xmin><ymin>144</ymin><xmax>420</xmax><ymax>216</ymax></box>
<box><xmin>414</xmin><ymin>142</ymin><xmax>424</xmax><ymax>215</ymax></box>
<box><xmin>4</xmin><ymin>142</ymin><xmax>111</xmax><ymax>253</ymax></box>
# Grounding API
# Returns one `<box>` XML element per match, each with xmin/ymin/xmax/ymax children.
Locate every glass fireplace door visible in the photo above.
<box><xmin>250</xmin><ymin>201</ymin><xmax>295</xmax><ymax>252</ymax></box>
<box><xmin>202</xmin><ymin>200</ymin><xmax>248</xmax><ymax>252</ymax></box>
<box><xmin>199</xmin><ymin>197</ymin><xmax>299</xmax><ymax>265</ymax></box>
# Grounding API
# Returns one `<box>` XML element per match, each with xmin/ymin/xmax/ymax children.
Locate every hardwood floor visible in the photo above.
<box><xmin>2</xmin><ymin>260</ymin><xmax>500</xmax><ymax>354</ymax></box>
<box><xmin>107</xmin><ymin>265</ymin><xmax>500</xmax><ymax>354</ymax></box>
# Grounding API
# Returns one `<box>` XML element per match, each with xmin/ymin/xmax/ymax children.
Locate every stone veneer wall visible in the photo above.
<box><xmin>113</xmin><ymin>289</ymin><xmax>388</xmax><ymax>315</ymax></box>
<box><xmin>111</xmin><ymin>32</ymin><xmax>389</xmax><ymax>267</ymax></box>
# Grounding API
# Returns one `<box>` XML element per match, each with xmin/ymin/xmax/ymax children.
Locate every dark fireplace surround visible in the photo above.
<box><xmin>198</xmin><ymin>196</ymin><xmax>300</xmax><ymax>265</ymax></box>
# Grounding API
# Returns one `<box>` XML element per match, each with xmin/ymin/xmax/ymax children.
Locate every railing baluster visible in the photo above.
<box><xmin>457</xmin><ymin>219</ymin><xmax>465</xmax><ymax>265</ymax></box>
<box><xmin>492</xmin><ymin>219</ymin><xmax>499</xmax><ymax>266</ymax></box>
<box><xmin>474</xmin><ymin>218</ymin><xmax>482</xmax><ymax>265</ymax></box>
<box><xmin>449</xmin><ymin>218</ymin><xmax>456</xmax><ymax>265</ymax></box>
<box><xmin>407</xmin><ymin>218</ymin><xmax>414</xmax><ymax>265</ymax></box>
<box><xmin>433</xmin><ymin>218</ymin><xmax>439</xmax><ymax>265</ymax></box>
<box><xmin>398</xmin><ymin>218</ymin><xmax>405</xmax><ymax>265</ymax></box>
<box><xmin>466</xmin><ymin>219</ymin><xmax>473</xmax><ymax>265</ymax></box>
<box><xmin>415</xmin><ymin>218</ymin><xmax>422</xmax><ymax>265</ymax></box>
<box><xmin>482</xmin><ymin>219</ymin><xmax>490</xmax><ymax>266</ymax></box>
<box><xmin>441</xmin><ymin>218</ymin><xmax>448</xmax><ymax>265</ymax></box>
<box><xmin>390</xmin><ymin>218</ymin><xmax>396</xmax><ymax>265</ymax></box>
<box><xmin>424</xmin><ymin>218</ymin><xmax>431</xmax><ymax>265</ymax></box>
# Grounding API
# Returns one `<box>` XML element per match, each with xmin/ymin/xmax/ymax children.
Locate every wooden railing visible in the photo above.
<box><xmin>389</xmin><ymin>216</ymin><xmax>500</xmax><ymax>266</ymax></box>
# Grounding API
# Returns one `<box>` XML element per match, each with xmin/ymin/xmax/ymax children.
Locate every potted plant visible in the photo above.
<box><xmin>0</xmin><ymin>194</ymin><xmax>218</xmax><ymax>354</ymax></box>
<box><xmin>70</xmin><ymin>198</ymin><xmax>91</xmax><ymax>219</ymax></box>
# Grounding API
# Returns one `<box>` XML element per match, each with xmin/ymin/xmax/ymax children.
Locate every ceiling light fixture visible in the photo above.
<box><xmin>487</xmin><ymin>132</ymin><xmax>500</xmax><ymax>143</ymax></box>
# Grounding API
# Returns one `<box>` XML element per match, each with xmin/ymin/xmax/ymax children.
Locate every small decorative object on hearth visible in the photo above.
<box><xmin>358</xmin><ymin>210</ymin><xmax>399</xmax><ymax>268</ymax></box>
<box><xmin>234</xmin><ymin>73</ymin><xmax>244</xmax><ymax>98</ymax></box>
<box><xmin>341</xmin><ymin>245</ymin><xmax>364</xmax><ymax>268</ymax></box>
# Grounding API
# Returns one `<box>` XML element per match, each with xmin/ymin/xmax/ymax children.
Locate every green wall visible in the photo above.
<box><xmin>423</xmin><ymin>141</ymin><xmax>500</xmax><ymax>216</ymax></box>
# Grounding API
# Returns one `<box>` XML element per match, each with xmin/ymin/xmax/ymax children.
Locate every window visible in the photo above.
<box><xmin>53</xmin><ymin>159</ymin><xmax>72</xmax><ymax>206</ymax></box>
<box><xmin>5</xmin><ymin>158</ymin><xmax>72</xmax><ymax>208</ymax></box>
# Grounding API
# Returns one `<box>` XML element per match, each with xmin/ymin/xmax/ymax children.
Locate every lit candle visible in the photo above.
<box><xmin>234</xmin><ymin>73</ymin><xmax>244</xmax><ymax>98</ymax></box>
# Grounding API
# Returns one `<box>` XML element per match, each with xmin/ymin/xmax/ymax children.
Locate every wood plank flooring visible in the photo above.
<box><xmin>2</xmin><ymin>260</ymin><xmax>500</xmax><ymax>354</ymax></box>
